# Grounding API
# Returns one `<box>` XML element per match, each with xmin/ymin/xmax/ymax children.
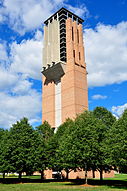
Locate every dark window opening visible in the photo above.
<box><xmin>60</xmin><ymin>28</ymin><xmax>66</xmax><ymax>33</ymax></box>
<box><xmin>60</xmin><ymin>23</ymin><xmax>65</xmax><ymax>29</ymax></box>
<box><xmin>60</xmin><ymin>42</ymin><xmax>66</xmax><ymax>48</ymax></box>
<box><xmin>60</xmin><ymin>33</ymin><xmax>66</xmax><ymax>39</ymax></box>
<box><xmin>68</xmin><ymin>13</ymin><xmax>72</xmax><ymax>18</ymax></box>
<box><xmin>60</xmin><ymin>52</ymin><xmax>66</xmax><ymax>58</ymax></box>
<box><xmin>61</xmin><ymin>57</ymin><xmax>66</xmax><ymax>62</ymax></box>
<box><xmin>72</xmin><ymin>27</ymin><xmax>74</xmax><ymax>41</ymax></box>
<box><xmin>60</xmin><ymin>37</ymin><xmax>66</xmax><ymax>44</ymax></box>
<box><xmin>60</xmin><ymin>47</ymin><xmax>66</xmax><ymax>52</ymax></box>
<box><xmin>59</xmin><ymin>19</ymin><xmax>66</xmax><ymax>24</ymax></box>
<box><xmin>73</xmin><ymin>50</ymin><xmax>75</xmax><ymax>58</ymax></box>
<box><xmin>54</xmin><ymin>15</ymin><xmax>57</xmax><ymax>20</ymax></box>
<box><xmin>77</xmin><ymin>29</ymin><xmax>79</xmax><ymax>43</ymax></box>
<box><xmin>59</xmin><ymin>12</ymin><xmax>67</xmax><ymax>63</ymax></box>
<box><xmin>79</xmin><ymin>52</ymin><xmax>81</xmax><ymax>60</ymax></box>
<box><xmin>50</xmin><ymin>18</ymin><xmax>52</xmax><ymax>23</ymax></box>
<box><xmin>73</xmin><ymin>16</ymin><xmax>76</xmax><ymax>21</ymax></box>
<box><xmin>59</xmin><ymin>14</ymin><xmax>67</xmax><ymax>20</ymax></box>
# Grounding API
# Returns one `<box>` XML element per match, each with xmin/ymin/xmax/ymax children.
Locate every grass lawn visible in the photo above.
<box><xmin>105</xmin><ymin>173</ymin><xmax>127</xmax><ymax>181</ymax></box>
<box><xmin>0</xmin><ymin>174</ymin><xmax>127</xmax><ymax>191</ymax></box>
<box><xmin>0</xmin><ymin>182</ymin><xmax>127</xmax><ymax>191</ymax></box>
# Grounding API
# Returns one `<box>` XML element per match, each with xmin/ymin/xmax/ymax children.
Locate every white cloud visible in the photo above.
<box><xmin>0</xmin><ymin>68</ymin><xmax>18</xmax><ymax>92</ymax></box>
<box><xmin>12</xmin><ymin>78</ymin><xmax>33</xmax><ymax>95</ymax></box>
<box><xmin>0</xmin><ymin>6</ymin><xmax>5</xmax><ymax>23</ymax></box>
<box><xmin>0</xmin><ymin>14</ymin><xmax>3</xmax><ymax>22</ymax></box>
<box><xmin>34</xmin><ymin>30</ymin><xmax>43</xmax><ymax>41</ymax></box>
<box><xmin>10</xmin><ymin>31</ymin><xmax>43</xmax><ymax>80</ymax></box>
<box><xmin>0</xmin><ymin>31</ymin><xmax>43</xmax><ymax>128</ymax></box>
<box><xmin>65</xmin><ymin>4</ymin><xmax>89</xmax><ymax>18</ymax></box>
<box><xmin>112</xmin><ymin>103</ymin><xmax>127</xmax><ymax>117</ymax></box>
<box><xmin>0</xmin><ymin>43</ymin><xmax>8</xmax><ymax>62</ymax></box>
<box><xmin>0</xmin><ymin>0</ymin><xmax>54</xmax><ymax>33</ymax></box>
<box><xmin>0</xmin><ymin>90</ymin><xmax>41</xmax><ymax>128</ymax></box>
<box><xmin>0</xmin><ymin>66</ymin><xmax>42</xmax><ymax>128</ymax></box>
<box><xmin>85</xmin><ymin>22</ymin><xmax>127</xmax><ymax>87</ymax></box>
<box><xmin>92</xmin><ymin>94</ymin><xmax>107</xmax><ymax>100</ymax></box>
<box><xmin>0</xmin><ymin>0</ymin><xmax>88</xmax><ymax>34</ymax></box>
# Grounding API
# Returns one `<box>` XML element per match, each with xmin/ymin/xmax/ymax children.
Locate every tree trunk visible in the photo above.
<box><xmin>66</xmin><ymin>169</ymin><xmax>69</xmax><ymax>180</ymax></box>
<box><xmin>3</xmin><ymin>172</ymin><xmax>5</xmax><ymax>179</ymax></box>
<box><xmin>84</xmin><ymin>163</ymin><xmax>88</xmax><ymax>184</ymax></box>
<box><xmin>100</xmin><ymin>168</ymin><xmax>103</xmax><ymax>181</ymax></box>
<box><xmin>19</xmin><ymin>172</ymin><xmax>22</xmax><ymax>181</ymax></box>
<box><xmin>41</xmin><ymin>170</ymin><xmax>44</xmax><ymax>180</ymax></box>
<box><xmin>92</xmin><ymin>169</ymin><xmax>95</xmax><ymax>178</ymax></box>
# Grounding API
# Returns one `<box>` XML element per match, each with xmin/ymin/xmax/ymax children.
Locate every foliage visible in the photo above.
<box><xmin>0</xmin><ymin>107</ymin><xmax>126</xmax><ymax>181</ymax></box>
<box><xmin>0</xmin><ymin>129</ymin><xmax>13</xmax><ymax>176</ymax></box>
<box><xmin>74</xmin><ymin>111</ymin><xmax>108</xmax><ymax>181</ymax></box>
<box><xmin>35</xmin><ymin>121</ymin><xmax>54</xmax><ymax>179</ymax></box>
<box><xmin>47</xmin><ymin>118</ymin><xmax>74</xmax><ymax>172</ymax></box>
<box><xmin>55</xmin><ymin>119</ymin><xmax>75</xmax><ymax>177</ymax></box>
<box><xmin>107</xmin><ymin>109</ymin><xmax>127</xmax><ymax>171</ymax></box>
<box><xmin>7</xmin><ymin>118</ymin><xmax>41</xmax><ymax>178</ymax></box>
<box><xmin>57</xmin><ymin>111</ymin><xmax>107</xmax><ymax>181</ymax></box>
<box><xmin>93</xmin><ymin>107</ymin><xmax>116</xmax><ymax>128</ymax></box>
<box><xmin>36</xmin><ymin>121</ymin><xmax>54</xmax><ymax>141</ymax></box>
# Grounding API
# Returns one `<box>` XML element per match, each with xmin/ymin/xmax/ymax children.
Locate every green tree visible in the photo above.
<box><xmin>35</xmin><ymin>121</ymin><xmax>54</xmax><ymax>180</ymax></box>
<box><xmin>0</xmin><ymin>129</ymin><xmax>12</xmax><ymax>179</ymax></box>
<box><xmin>36</xmin><ymin>121</ymin><xmax>54</xmax><ymax>141</ymax></box>
<box><xmin>55</xmin><ymin>119</ymin><xmax>75</xmax><ymax>179</ymax></box>
<box><xmin>107</xmin><ymin>109</ymin><xmax>127</xmax><ymax>172</ymax></box>
<box><xmin>0</xmin><ymin>128</ymin><xmax>5</xmax><ymax>139</ymax></box>
<box><xmin>8</xmin><ymin>117</ymin><xmax>40</xmax><ymax>180</ymax></box>
<box><xmin>46</xmin><ymin>118</ymin><xmax>74</xmax><ymax>179</ymax></box>
<box><xmin>93</xmin><ymin>107</ymin><xmax>116</xmax><ymax>180</ymax></box>
<box><xmin>58</xmin><ymin>111</ymin><xmax>106</xmax><ymax>183</ymax></box>
<box><xmin>75</xmin><ymin>111</ymin><xmax>107</xmax><ymax>183</ymax></box>
<box><xmin>93</xmin><ymin>106</ymin><xmax>116</xmax><ymax>128</ymax></box>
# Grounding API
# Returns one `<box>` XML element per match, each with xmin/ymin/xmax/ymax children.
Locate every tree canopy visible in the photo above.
<box><xmin>1</xmin><ymin>107</ymin><xmax>127</xmax><ymax>181</ymax></box>
<box><xmin>93</xmin><ymin>106</ymin><xmax>116</xmax><ymax>128</ymax></box>
<box><xmin>107</xmin><ymin>109</ymin><xmax>127</xmax><ymax>172</ymax></box>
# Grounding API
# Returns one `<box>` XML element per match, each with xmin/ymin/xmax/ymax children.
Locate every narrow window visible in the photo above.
<box><xmin>73</xmin><ymin>50</ymin><xmax>75</xmax><ymax>58</ymax></box>
<box><xmin>79</xmin><ymin>52</ymin><xmax>81</xmax><ymax>60</ymax></box>
<box><xmin>77</xmin><ymin>29</ymin><xmax>79</xmax><ymax>43</ymax></box>
<box><xmin>72</xmin><ymin>27</ymin><xmax>74</xmax><ymax>41</ymax></box>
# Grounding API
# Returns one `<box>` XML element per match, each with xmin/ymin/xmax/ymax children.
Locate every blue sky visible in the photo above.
<box><xmin>0</xmin><ymin>0</ymin><xmax>127</xmax><ymax>128</ymax></box>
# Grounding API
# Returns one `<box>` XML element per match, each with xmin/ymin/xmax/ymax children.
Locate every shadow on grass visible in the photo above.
<box><xmin>66</xmin><ymin>179</ymin><xmax>127</xmax><ymax>189</ymax></box>
<box><xmin>0</xmin><ymin>177</ymin><xmax>127</xmax><ymax>190</ymax></box>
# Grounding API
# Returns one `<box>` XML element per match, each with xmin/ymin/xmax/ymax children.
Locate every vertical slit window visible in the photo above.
<box><xmin>79</xmin><ymin>52</ymin><xmax>81</xmax><ymax>60</ymax></box>
<box><xmin>73</xmin><ymin>50</ymin><xmax>75</xmax><ymax>58</ymax></box>
<box><xmin>72</xmin><ymin>27</ymin><xmax>74</xmax><ymax>41</ymax></box>
<box><xmin>77</xmin><ymin>29</ymin><xmax>79</xmax><ymax>43</ymax></box>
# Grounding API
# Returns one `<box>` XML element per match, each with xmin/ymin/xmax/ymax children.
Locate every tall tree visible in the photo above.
<box><xmin>55</xmin><ymin>119</ymin><xmax>75</xmax><ymax>179</ymax></box>
<box><xmin>8</xmin><ymin>117</ymin><xmax>39</xmax><ymax>180</ymax></box>
<box><xmin>74</xmin><ymin>111</ymin><xmax>107</xmax><ymax>183</ymax></box>
<box><xmin>58</xmin><ymin>111</ymin><xmax>106</xmax><ymax>183</ymax></box>
<box><xmin>107</xmin><ymin>109</ymin><xmax>127</xmax><ymax>172</ymax></box>
<box><xmin>93</xmin><ymin>106</ymin><xmax>116</xmax><ymax>128</ymax></box>
<box><xmin>0</xmin><ymin>129</ymin><xmax>12</xmax><ymax>179</ymax></box>
<box><xmin>0</xmin><ymin>128</ymin><xmax>6</xmax><ymax>139</ymax></box>
<box><xmin>36</xmin><ymin>121</ymin><xmax>54</xmax><ymax>141</ymax></box>
<box><xmin>93</xmin><ymin>106</ymin><xmax>116</xmax><ymax>180</ymax></box>
<box><xmin>35</xmin><ymin>121</ymin><xmax>53</xmax><ymax>180</ymax></box>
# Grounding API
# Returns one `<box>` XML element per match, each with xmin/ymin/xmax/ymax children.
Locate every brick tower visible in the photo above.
<box><xmin>42</xmin><ymin>8</ymin><xmax>88</xmax><ymax>129</ymax></box>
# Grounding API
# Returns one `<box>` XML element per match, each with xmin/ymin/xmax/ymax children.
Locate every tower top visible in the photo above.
<box><xmin>44</xmin><ymin>7</ymin><xmax>84</xmax><ymax>25</ymax></box>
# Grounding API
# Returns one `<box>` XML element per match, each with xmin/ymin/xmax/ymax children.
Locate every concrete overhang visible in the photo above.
<box><xmin>41</xmin><ymin>62</ymin><xmax>66</xmax><ymax>81</ymax></box>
